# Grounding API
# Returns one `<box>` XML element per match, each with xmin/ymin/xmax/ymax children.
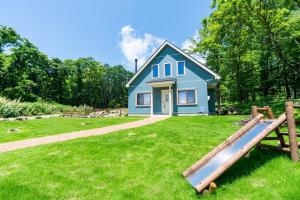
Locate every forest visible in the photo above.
<box><xmin>0</xmin><ymin>26</ymin><xmax>132</xmax><ymax>108</ymax></box>
<box><xmin>193</xmin><ymin>0</ymin><xmax>299</xmax><ymax>106</ymax></box>
<box><xmin>0</xmin><ymin>0</ymin><xmax>299</xmax><ymax>111</ymax></box>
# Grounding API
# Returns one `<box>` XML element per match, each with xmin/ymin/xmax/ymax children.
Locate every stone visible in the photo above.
<box><xmin>7</xmin><ymin>128</ymin><xmax>21</xmax><ymax>133</ymax></box>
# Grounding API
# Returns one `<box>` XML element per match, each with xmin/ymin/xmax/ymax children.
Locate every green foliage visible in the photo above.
<box><xmin>0</xmin><ymin>97</ymin><xmax>72</xmax><ymax>117</ymax></box>
<box><xmin>194</xmin><ymin>0</ymin><xmax>300</xmax><ymax>105</ymax></box>
<box><xmin>0</xmin><ymin>26</ymin><xmax>133</xmax><ymax>108</ymax></box>
<box><xmin>219</xmin><ymin>95</ymin><xmax>287</xmax><ymax>116</ymax></box>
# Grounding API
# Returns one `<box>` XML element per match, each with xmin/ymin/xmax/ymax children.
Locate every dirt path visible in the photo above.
<box><xmin>0</xmin><ymin>116</ymin><xmax>169</xmax><ymax>153</ymax></box>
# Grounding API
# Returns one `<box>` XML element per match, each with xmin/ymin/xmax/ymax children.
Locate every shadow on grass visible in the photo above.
<box><xmin>0</xmin><ymin>179</ymin><xmax>52</xmax><ymax>200</ymax></box>
<box><xmin>195</xmin><ymin>148</ymin><xmax>289</xmax><ymax>197</ymax></box>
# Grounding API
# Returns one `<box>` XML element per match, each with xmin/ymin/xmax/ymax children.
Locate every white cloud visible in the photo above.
<box><xmin>181</xmin><ymin>31</ymin><xmax>198</xmax><ymax>51</ymax></box>
<box><xmin>181</xmin><ymin>38</ymin><xmax>195</xmax><ymax>51</ymax></box>
<box><xmin>181</xmin><ymin>30</ymin><xmax>206</xmax><ymax>64</ymax></box>
<box><xmin>119</xmin><ymin>25</ymin><xmax>165</xmax><ymax>71</ymax></box>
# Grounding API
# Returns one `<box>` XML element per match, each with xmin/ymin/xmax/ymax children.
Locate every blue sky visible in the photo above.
<box><xmin>0</xmin><ymin>0</ymin><xmax>213</xmax><ymax>71</ymax></box>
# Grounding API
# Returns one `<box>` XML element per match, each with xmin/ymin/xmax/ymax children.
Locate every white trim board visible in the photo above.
<box><xmin>126</xmin><ymin>41</ymin><xmax>220</xmax><ymax>87</ymax></box>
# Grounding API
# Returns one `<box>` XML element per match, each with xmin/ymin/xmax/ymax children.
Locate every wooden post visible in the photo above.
<box><xmin>251</xmin><ymin>106</ymin><xmax>258</xmax><ymax>118</ymax></box>
<box><xmin>285</xmin><ymin>102</ymin><xmax>299</xmax><ymax>162</ymax></box>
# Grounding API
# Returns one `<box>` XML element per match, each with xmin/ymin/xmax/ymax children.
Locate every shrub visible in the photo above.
<box><xmin>0</xmin><ymin>97</ymin><xmax>91</xmax><ymax>118</ymax></box>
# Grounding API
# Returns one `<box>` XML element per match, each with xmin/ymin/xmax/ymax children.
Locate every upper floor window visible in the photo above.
<box><xmin>136</xmin><ymin>92</ymin><xmax>151</xmax><ymax>106</ymax></box>
<box><xmin>152</xmin><ymin>64</ymin><xmax>159</xmax><ymax>78</ymax></box>
<box><xmin>164</xmin><ymin>63</ymin><xmax>172</xmax><ymax>77</ymax></box>
<box><xmin>177</xmin><ymin>61</ymin><xmax>185</xmax><ymax>76</ymax></box>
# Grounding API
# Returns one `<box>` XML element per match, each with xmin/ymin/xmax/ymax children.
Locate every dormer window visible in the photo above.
<box><xmin>152</xmin><ymin>64</ymin><xmax>159</xmax><ymax>78</ymax></box>
<box><xmin>177</xmin><ymin>61</ymin><xmax>185</xmax><ymax>76</ymax></box>
<box><xmin>164</xmin><ymin>63</ymin><xmax>172</xmax><ymax>77</ymax></box>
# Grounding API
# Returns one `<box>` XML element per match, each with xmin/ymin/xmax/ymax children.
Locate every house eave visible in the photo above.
<box><xmin>147</xmin><ymin>81</ymin><xmax>175</xmax><ymax>88</ymax></box>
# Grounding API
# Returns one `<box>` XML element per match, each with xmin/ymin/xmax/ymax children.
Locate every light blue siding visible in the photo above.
<box><xmin>128</xmin><ymin>44</ymin><xmax>216</xmax><ymax>115</ymax></box>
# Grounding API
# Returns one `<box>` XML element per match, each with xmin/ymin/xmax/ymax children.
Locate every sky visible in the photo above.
<box><xmin>0</xmin><ymin>0</ymin><xmax>213</xmax><ymax>71</ymax></box>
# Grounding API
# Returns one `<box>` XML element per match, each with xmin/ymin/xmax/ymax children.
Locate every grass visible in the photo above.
<box><xmin>0</xmin><ymin>116</ymin><xmax>299</xmax><ymax>199</ymax></box>
<box><xmin>0</xmin><ymin>117</ymin><xmax>143</xmax><ymax>143</ymax></box>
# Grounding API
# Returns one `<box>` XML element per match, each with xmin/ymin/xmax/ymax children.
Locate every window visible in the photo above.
<box><xmin>177</xmin><ymin>89</ymin><xmax>196</xmax><ymax>105</ymax></box>
<box><xmin>164</xmin><ymin>63</ymin><xmax>171</xmax><ymax>77</ymax></box>
<box><xmin>177</xmin><ymin>61</ymin><xmax>185</xmax><ymax>76</ymax></box>
<box><xmin>136</xmin><ymin>92</ymin><xmax>151</xmax><ymax>106</ymax></box>
<box><xmin>152</xmin><ymin>64</ymin><xmax>159</xmax><ymax>78</ymax></box>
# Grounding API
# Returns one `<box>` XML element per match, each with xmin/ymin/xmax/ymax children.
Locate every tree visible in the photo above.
<box><xmin>193</xmin><ymin>0</ymin><xmax>300</xmax><ymax>105</ymax></box>
<box><xmin>0</xmin><ymin>25</ymin><xmax>133</xmax><ymax>108</ymax></box>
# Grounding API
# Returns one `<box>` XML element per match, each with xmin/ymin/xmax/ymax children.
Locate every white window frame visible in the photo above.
<box><xmin>136</xmin><ymin>91</ymin><xmax>151</xmax><ymax>107</ymax></box>
<box><xmin>176</xmin><ymin>61</ymin><xmax>186</xmax><ymax>76</ymax></box>
<box><xmin>152</xmin><ymin>64</ymin><xmax>159</xmax><ymax>78</ymax></box>
<box><xmin>163</xmin><ymin>62</ymin><xmax>172</xmax><ymax>77</ymax></box>
<box><xmin>176</xmin><ymin>88</ymin><xmax>197</xmax><ymax>106</ymax></box>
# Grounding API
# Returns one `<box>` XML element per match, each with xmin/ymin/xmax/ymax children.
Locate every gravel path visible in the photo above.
<box><xmin>0</xmin><ymin>116</ymin><xmax>170</xmax><ymax>153</ymax></box>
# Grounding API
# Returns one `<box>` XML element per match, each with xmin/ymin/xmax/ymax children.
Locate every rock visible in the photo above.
<box><xmin>80</xmin><ymin>122</ymin><xmax>91</xmax><ymax>126</ymax></box>
<box><xmin>16</xmin><ymin>116</ymin><xmax>27</xmax><ymax>121</ymax></box>
<box><xmin>234</xmin><ymin>117</ymin><xmax>251</xmax><ymax>126</ymax></box>
<box><xmin>7</xmin><ymin>128</ymin><xmax>21</xmax><ymax>133</ymax></box>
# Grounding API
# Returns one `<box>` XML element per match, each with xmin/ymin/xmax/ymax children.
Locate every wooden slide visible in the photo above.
<box><xmin>182</xmin><ymin>113</ymin><xmax>287</xmax><ymax>192</ymax></box>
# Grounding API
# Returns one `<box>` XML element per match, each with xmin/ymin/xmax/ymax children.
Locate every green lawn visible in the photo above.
<box><xmin>0</xmin><ymin>117</ymin><xmax>143</xmax><ymax>143</ymax></box>
<box><xmin>0</xmin><ymin>116</ymin><xmax>300</xmax><ymax>200</ymax></box>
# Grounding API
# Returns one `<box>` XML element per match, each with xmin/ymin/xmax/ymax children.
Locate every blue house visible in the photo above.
<box><xmin>126</xmin><ymin>41</ymin><xmax>220</xmax><ymax>116</ymax></box>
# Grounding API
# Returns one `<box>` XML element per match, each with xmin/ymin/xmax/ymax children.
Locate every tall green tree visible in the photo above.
<box><xmin>194</xmin><ymin>0</ymin><xmax>299</xmax><ymax>105</ymax></box>
<box><xmin>0</xmin><ymin>25</ymin><xmax>133</xmax><ymax>108</ymax></box>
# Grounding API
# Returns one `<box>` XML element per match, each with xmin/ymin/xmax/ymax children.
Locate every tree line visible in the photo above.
<box><xmin>193</xmin><ymin>0</ymin><xmax>299</xmax><ymax>105</ymax></box>
<box><xmin>0</xmin><ymin>26</ymin><xmax>133</xmax><ymax>108</ymax></box>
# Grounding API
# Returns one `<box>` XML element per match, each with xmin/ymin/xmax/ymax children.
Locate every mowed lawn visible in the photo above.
<box><xmin>0</xmin><ymin>116</ymin><xmax>300</xmax><ymax>200</ymax></box>
<box><xmin>0</xmin><ymin>117</ymin><xmax>143</xmax><ymax>143</ymax></box>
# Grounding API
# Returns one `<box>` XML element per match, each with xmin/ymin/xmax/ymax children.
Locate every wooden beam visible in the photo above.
<box><xmin>265</xmin><ymin>106</ymin><xmax>286</xmax><ymax>147</ymax></box>
<box><xmin>262</xmin><ymin>137</ymin><xmax>280</xmax><ymax>140</ymax></box>
<box><xmin>286</xmin><ymin>102</ymin><xmax>299</xmax><ymax>162</ymax></box>
<box><xmin>257</xmin><ymin>107</ymin><xmax>269</xmax><ymax>111</ymax></box>
<box><xmin>279</xmin><ymin>132</ymin><xmax>300</xmax><ymax>137</ymax></box>
<box><xmin>257</xmin><ymin>144</ymin><xmax>290</xmax><ymax>152</ymax></box>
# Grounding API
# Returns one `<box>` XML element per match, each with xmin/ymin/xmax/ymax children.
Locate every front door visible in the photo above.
<box><xmin>161</xmin><ymin>90</ymin><xmax>169</xmax><ymax>114</ymax></box>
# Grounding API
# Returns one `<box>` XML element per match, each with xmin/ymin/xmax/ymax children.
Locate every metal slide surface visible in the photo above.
<box><xmin>186</xmin><ymin>120</ymin><xmax>273</xmax><ymax>188</ymax></box>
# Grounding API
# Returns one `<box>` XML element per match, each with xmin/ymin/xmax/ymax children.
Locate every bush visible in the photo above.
<box><xmin>0</xmin><ymin>97</ymin><xmax>91</xmax><ymax>118</ymax></box>
<box><xmin>218</xmin><ymin>95</ymin><xmax>292</xmax><ymax>117</ymax></box>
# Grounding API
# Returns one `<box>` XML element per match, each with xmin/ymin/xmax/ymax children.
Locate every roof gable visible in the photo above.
<box><xmin>126</xmin><ymin>41</ymin><xmax>220</xmax><ymax>87</ymax></box>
